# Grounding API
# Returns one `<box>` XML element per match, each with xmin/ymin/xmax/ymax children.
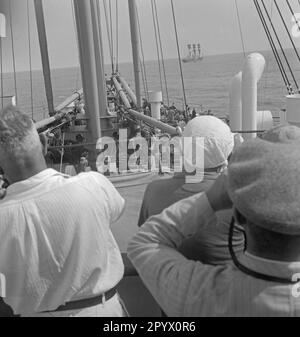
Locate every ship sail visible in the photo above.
<box><xmin>182</xmin><ymin>42</ymin><xmax>203</xmax><ymax>63</ymax></box>
<box><xmin>197</xmin><ymin>43</ymin><xmax>203</xmax><ymax>60</ymax></box>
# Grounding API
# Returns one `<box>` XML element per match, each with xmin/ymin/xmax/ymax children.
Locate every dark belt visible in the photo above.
<box><xmin>45</xmin><ymin>287</ymin><xmax>117</xmax><ymax>313</ymax></box>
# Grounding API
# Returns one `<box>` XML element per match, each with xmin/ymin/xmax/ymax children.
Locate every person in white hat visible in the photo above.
<box><xmin>129</xmin><ymin>124</ymin><xmax>300</xmax><ymax>317</ymax></box>
<box><xmin>137</xmin><ymin>115</ymin><xmax>244</xmax><ymax>264</ymax></box>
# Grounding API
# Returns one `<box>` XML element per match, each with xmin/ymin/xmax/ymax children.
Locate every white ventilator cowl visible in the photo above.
<box><xmin>183</xmin><ymin>116</ymin><xmax>235</xmax><ymax>170</ymax></box>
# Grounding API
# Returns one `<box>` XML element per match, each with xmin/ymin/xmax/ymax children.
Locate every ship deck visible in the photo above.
<box><xmin>111</xmin><ymin>172</ymin><xmax>170</xmax><ymax>317</ymax></box>
<box><xmin>111</xmin><ymin>172</ymin><xmax>170</xmax><ymax>251</ymax></box>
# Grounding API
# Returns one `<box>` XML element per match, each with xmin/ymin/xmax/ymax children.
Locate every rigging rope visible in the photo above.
<box><xmin>71</xmin><ymin>0</ymin><xmax>81</xmax><ymax>91</ymax></box>
<box><xmin>151</xmin><ymin>0</ymin><xmax>164</xmax><ymax>100</ymax></box>
<box><xmin>261</xmin><ymin>0</ymin><xmax>299</xmax><ymax>93</ymax></box>
<box><xmin>254</xmin><ymin>0</ymin><xmax>292</xmax><ymax>94</ymax></box>
<box><xmin>103</xmin><ymin>0</ymin><xmax>114</xmax><ymax>72</ymax></box>
<box><xmin>136</xmin><ymin>4</ymin><xmax>149</xmax><ymax>100</ymax></box>
<box><xmin>286</xmin><ymin>0</ymin><xmax>300</xmax><ymax>33</ymax></box>
<box><xmin>9</xmin><ymin>1</ymin><xmax>18</xmax><ymax>104</ymax></box>
<box><xmin>262</xmin><ymin>0</ymin><xmax>274</xmax><ymax>108</ymax></box>
<box><xmin>109</xmin><ymin>0</ymin><xmax>114</xmax><ymax>72</ymax></box>
<box><xmin>153</xmin><ymin>0</ymin><xmax>170</xmax><ymax>106</ymax></box>
<box><xmin>140</xmin><ymin>59</ymin><xmax>148</xmax><ymax>100</ymax></box>
<box><xmin>59</xmin><ymin>132</ymin><xmax>65</xmax><ymax>173</ymax></box>
<box><xmin>170</xmin><ymin>0</ymin><xmax>187</xmax><ymax>116</ymax></box>
<box><xmin>274</xmin><ymin>0</ymin><xmax>300</xmax><ymax>64</ymax></box>
<box><xmin>115</xmin><ymin>0</ymin><xmax>119</xmax><ymax>72</ymax></box>
<box><xmin>234</xmin><ymin>0</ymin><xmax>246</xmax><ymax>58</ymax></box>
<box><xmin>27</xmin><ymin>0</ymin><xmax>34</xmax><ymax>118</ymax></box>
<box><xmin>0</xmin><ymin>37</ymin><xmax>3</xmax><ymax>110</ymax></box>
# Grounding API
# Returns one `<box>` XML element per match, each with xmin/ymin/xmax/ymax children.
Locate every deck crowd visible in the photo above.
<box><xmin>1</xmin><ymin>104</ymin><xmax>300</xmax><ymax>316</ymax></box>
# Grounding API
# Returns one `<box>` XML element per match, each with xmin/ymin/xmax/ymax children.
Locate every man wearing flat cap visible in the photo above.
<box><xmin>128</xmin><ymin>124</ymin><xmax>300</xmax><ymax>316</ymax></box>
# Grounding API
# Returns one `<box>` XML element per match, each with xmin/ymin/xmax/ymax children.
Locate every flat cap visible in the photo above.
<box><xmin>228</xmin><ymin>132</ymin><xmax>300</xmax><ymax>234</ymax></box>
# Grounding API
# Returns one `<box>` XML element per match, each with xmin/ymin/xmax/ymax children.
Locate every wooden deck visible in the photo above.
<box><xmin>111</xmin><ymin>172</ymin><xmax>168</xmax><ymax>317</ymax></box>
<box><xmin>111</xmin><ymin>172</ymin><xmax>169</xmax><ymax>252</ymax></box>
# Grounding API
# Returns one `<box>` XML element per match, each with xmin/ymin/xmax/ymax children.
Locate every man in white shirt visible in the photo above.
<box><xmin>0</xmin><ymin>105</ymin><xmax>126</xmax><ymax>317</ymax></box>
<box><xmin>128</xmin><ymin>126</ymin><xmax>300</xmax><ymax>316</ymax></box>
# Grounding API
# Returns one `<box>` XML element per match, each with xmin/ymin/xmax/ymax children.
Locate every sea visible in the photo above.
<box><xmin>1</xmin><ymin>49</ymin><xmax>299</xmax><ymax>122</ymax></box>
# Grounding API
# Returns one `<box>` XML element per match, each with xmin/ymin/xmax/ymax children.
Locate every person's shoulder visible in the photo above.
<box><xmin>73</xmin><ymin>171</ymin><xmax>114</xmax><ymax>190</ymax></box>
<box><xmin>145</xmin><ymin>176</ymin><xmax>183</xmax><ymax>198</ymax></box>
<box><xmin>146</xmin><ymin>177</ymin><xmax>172</xmax><ymax>191</ymax></box>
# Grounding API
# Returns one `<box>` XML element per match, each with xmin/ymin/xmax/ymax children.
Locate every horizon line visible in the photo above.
<box><xmin>2</xmin><ymin>47</ymin><xmax>287</xmax><ymax>75</ymax></box>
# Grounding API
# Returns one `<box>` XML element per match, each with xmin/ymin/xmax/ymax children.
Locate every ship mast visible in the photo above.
<box><xmin>197</xmin><ymin>43</ymin><xmax>201</xmax><ymax>58</ymax></box>
<box><xmin>188</xmin><ymin>44</ymin><xmax>192</xmax><ymax>58</ymax></box>
<box><xmin>34</xmin><ymin>0</ymin><xmax>55</xmax><ymax>115</ymax></box>
<box><xmin>90</xmin><ymin>0</ymin><xmax>109</xmax><ymax>132</ymax></box>
<box><xmin>192</xmin><ymin>44</ymin><xmax>196</xmax><ymax>60</ymax></box>
<box><xmin>73</xmin><ymin>0</ymin><xmax>102</xmax><ymax>142</ymax></box>
<box><xmin>128</xmin><ymin>0</ymin><xmax>142</xmax><ymax>109</ymax></box>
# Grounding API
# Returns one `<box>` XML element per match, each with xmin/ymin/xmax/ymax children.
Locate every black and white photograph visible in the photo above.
<box><xmin>0</xmin><ymin>0</ymin><xmax>300</xmax><ymax>324</ymax></box>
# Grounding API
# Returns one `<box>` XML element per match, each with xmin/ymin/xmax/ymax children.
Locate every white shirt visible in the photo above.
<box><xmin>128</xmin><ymin>192</ymin><xmax>300</xmax><ymax>316</ymax></box>
<box><xmin>0</xmin><ymin>169</ymin><xmax>125</xmax><ymax>315</ymax></box>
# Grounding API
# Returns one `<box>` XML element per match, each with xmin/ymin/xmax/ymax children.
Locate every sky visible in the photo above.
<box><xmin>0</xmin><ymin>0</ymin><xmax>299</xmax><ymax>72</ymax></box>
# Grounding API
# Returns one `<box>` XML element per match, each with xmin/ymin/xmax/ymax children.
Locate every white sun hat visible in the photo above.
<box><xmin>183</xmin><ymin>115</ymin><xmax>235</xmax><ymax>171</ymax></box>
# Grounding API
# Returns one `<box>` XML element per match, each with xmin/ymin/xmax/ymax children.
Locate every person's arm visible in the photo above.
<box><xmin>205</xmin><ymin>170</ymin><xmax>233</xmax><ymax>212</ymax></box>
<box><xmin>137</xmin><ymin>199</ymin><xmax>148</xmax><ymax>228</ymax></box>
<box><xmin>137</xmin><ymin>186</ymin><xmax>151</xmax><ymax>228</ymax></box>
<box><xmin>91</xmin><ymin>172</ymin><xmax>125</xmax><ymax>223</ymax></box>
<box><xmin>127</xmin><ymin>192</ymin><xmax>220</xmax><ymax>316</ymax></box>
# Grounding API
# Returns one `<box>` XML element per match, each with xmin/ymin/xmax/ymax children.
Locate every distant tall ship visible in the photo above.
<box><xmin>182</xmin><ymin>43</ymin><xmax>203</xmax><ymax>63</ymax></box>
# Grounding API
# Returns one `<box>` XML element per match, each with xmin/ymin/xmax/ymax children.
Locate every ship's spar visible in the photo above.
<box><xmin>3</xmin><ymin>0</ymin><xmax>299</xmax><ymax>143</ymax></box>
<box><xmin>33</xmin><ymin>0</ymin><xmax>55</xmax><ymax>116</ymax></box>
<box><xmin>34</xmin><ymin>0</ymin><xmax>180</xmax><ymax>149</ymax></box>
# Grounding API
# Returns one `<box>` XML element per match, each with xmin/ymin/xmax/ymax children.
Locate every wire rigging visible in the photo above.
<box><xmin>115</xmin><ymin>0</ymin><xmax>119</xmax><ymax>72</ymax></box>
<box><xmin>274</xmin><ymin>0</ymin><xmax>300</xmax><ymax>64</ymax></box>
<box><xmin>260</xmin><ymin>0</ymin><xmax>299</xmax><ymax>93</ymax></box>
<box><xmin>108</xmin><ymin>0</ymin><xmax>114</xmax><ymax>72</ymax></box>
<box><xmin>170</xmin><ymin>0</ymin><xmax>187</xmax><ymax>115</ymax></box>
<box><xmin>59</xmin><ymin>132</ymin><xmax>65</xmax><ymax>173</ymax></box>
<box><xmin>136</xmin><ymin>4</ymin><xmax>149</xmax><ymax>100</ymax></box>
<box><xmin>0</xmin><ymin>37</ymin><xmax>3</xmax><ymax>110</ymax></box>
<box><xmin>286</xmin><ymin>0</ymin><xmax>300</xmax><ymax>33</ymax></box>
<box><xmin>262</xmin><ymin>0</ymin><xmax>274</xmax><ymax>108</ymax></box>
<box><xmin>9</xmin><ymin>1</ymin><xmax>18</xmax><ymax>104</ymax></box>
<box><xmin>103</xmin><ymin>0</ymin><xmax>114</xmax><ymax>72</ymax></box>
<box><xmin>151</xmin><ymin>0</ymin><xmax>164</xmax><ymax>100</ymax></box>
<box><xmin>254</xmin><ymin>0</ymin><xmax>292</xmax><ymax>94</ymax></box>
<box><xmin>71</xmin><ymin>0</ymin><xmax>81</xmax><ymax>91</ymax></box>
<box><xmin>153</xmin><ymin>0</ymin><xmax>170</xmax><ymax>106</ymax></box>
<box><xmin>27</xmin><ymin>0</ymin><xmax>34</xmax><ymax>118</ymax></box>
<box><xmin>139</xmin><ymin>59</ymin><xmax>148</xmax><ymax>101</ymax></box>
<box><xmin>234</xmin><ymin>0</ymin><xmax>246</xmax><ymax>58</ymax></box>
